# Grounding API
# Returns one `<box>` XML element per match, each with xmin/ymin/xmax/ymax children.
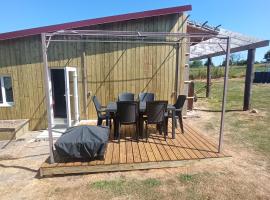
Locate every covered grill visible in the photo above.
<box><xmin>55</xmin><ymin>125</ymin><xmax>109</xmax><ymax>160</ymax></box>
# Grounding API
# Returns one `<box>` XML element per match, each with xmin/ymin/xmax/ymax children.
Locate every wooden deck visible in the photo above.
<box><xmin>39</xmin><ymin>120</ymin><xmax>230</xmax><ymax>177</ymax></box>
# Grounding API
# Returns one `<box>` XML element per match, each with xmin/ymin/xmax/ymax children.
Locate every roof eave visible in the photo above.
<box><xmin>0</xmin><ymin>5</ymin><xmax>192</xmax><ymax>41</ymax></box>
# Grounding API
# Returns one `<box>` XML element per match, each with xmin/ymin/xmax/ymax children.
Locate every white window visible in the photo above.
<box><xmin>0</xmin><ymin>76</ymin><xmax>14</xmax><ymax>107</ymax></box>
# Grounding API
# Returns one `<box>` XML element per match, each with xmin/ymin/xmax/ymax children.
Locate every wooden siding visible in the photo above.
<box><xmin>0</xmin><ymin>37</ymin><xmax>47</xmax><ymax>130</ymax></box>
<box><xmin>0</xmin><ymin>13</ymin><xmax>187</xmax><ymax>130</ymax></box>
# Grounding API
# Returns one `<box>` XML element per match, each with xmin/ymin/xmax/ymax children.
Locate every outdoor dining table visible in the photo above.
<box><xmin>106</xmin><ymin>101</ymin><xmax>176</xmax><ymax>139</ymax></box>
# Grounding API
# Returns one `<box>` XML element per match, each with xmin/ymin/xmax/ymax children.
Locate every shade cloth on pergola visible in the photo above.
<box><xmin>188</xmin><ymin>20</ymin><xmax>269</xmax><ymax>61</ymax></box>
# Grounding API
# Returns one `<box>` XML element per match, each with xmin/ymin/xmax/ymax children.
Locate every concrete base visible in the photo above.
<box><xmin>0</xmin><ymin>119</ymin><xmax>29</xmax><ymax>140</ymax></box>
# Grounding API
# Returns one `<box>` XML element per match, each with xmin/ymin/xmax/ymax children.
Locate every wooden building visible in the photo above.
<box><xmin>0</xmin><ymin>5</ymin><xmax>192</xmax><ymax>130</ymax></box>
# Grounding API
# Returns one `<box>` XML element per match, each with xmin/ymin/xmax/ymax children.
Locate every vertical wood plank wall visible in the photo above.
<box><xmin>0</xmin><ymin>13</ymin><xmax>187</xmax><ymax>130</ymax></box>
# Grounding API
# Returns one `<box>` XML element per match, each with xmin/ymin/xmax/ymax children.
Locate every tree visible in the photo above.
<box><xmin>204</xmin><ymin>59</ymin><xmax>215</xmax><ymax>67</ymax></box>
<box><xmin>230</xmin><ymin>53</ymin><xmax>241</xmax><ymax>65</ymax></box>
<box><xmin>264</xmin><ymin>50</ymin><xmax>270</xmax><ymax>62</ymax></box>
<box><xmin>190</xmin><ymin>60</ymin><xmax>203</xmax><ymax>68</ymax></box>
<box><xmin>237</xmin><ymin>59</ymin><xmax>247</xmax><ymax>66</ymax></box>
<box><xmin>221</xmin><ymin>53</ymin><xmax>244</xmax><ymax>66</ymax></box>
<box><xmin>222</xmin><ymin>58</ymin><xmax>232</xmax><ymax>66</ymax></box>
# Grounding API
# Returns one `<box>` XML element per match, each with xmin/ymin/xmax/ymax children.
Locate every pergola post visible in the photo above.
<box><xmin>174</xmin><ymin>43</ymin><xmax>180</xmax><ymax>102</ymax></box>
<box><xmin>243</xmin><ymin>48</ymin><xmax>256</xmax><ymax>111</ymax></box>
<box><xmin>206</xmin><ymin>57</ymin><xmax>212</xmax><ymax>98</ymax></box>
<box><xmin>73</xmin><ymin>70</ymin><xmax>79</xmax><ymax>123</ymax></box>
<box><xmin>41</xmin><ymin>33</ymin><xmax>55</xmax><ymax>164</ymax></box>
<box><xmin>218</xmin><ymin>37</ymin><xmax>231</xmax><ymax>153</ymax></box>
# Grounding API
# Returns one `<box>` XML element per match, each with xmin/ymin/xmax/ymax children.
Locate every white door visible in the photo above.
<box><xmin>64</xmin><ymin>67</ymin><xmax>79</xmax><ymax>127</ymax></box>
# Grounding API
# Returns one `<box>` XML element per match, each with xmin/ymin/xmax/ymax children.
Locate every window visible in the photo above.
<box><xmin>0</xmin><ymin>76</ymin><xmax>14</xmax><ymax>107</ymax></box>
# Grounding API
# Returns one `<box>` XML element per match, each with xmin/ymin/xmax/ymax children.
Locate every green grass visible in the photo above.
<box><xmin>90</xmin><ymin>178</ymin><xmax>162</xmax><ymax>199</ymax></box>
<box><xmin>178</xmin><ymin>174</ymin><xmax>195</xmax><ymax>182</ymax></box>
<box><xmin>190</xmin><ymin>64</ymin><xmax>268</xmax><ymax>80</ymax></box>
<box><xmin>89</xmin><ymin>174</ymin><xmax>218</xmax><ymax>200</ymax></box>
<box><xmin>194</xmin><ymin>78</ymin><xmax>270</xmax><ymax>156</ymax></box>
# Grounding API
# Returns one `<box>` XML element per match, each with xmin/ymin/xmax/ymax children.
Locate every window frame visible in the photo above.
<box><xmin>0</xmin><ymin>75</ymin><xmax>14</xmax><ymax>107</ymax></box>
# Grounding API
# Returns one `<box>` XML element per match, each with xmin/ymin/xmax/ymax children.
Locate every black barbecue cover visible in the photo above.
<box><xmin>55</xmin><ymin>125</ymin><xmax>109</xmax><ymax>160</ymax></box>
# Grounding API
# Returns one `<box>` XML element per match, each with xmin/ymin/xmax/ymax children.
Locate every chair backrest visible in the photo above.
<box><xmin>118</xmin><ymin>92</ymin><xmax>134</xmax><ymax>101</ymax></box>
<box><xmin>92</xmin><ymin>96</ymin><xmax>102</xmax><ymax>115</ymax></box>
<box><xmin>146</xmin><ymin>101</ymin><xmax>168</xmax><ymax>124</ymax></box>
<box><xmin>174</xmin><ymin>95</ymin><xmax>186</xmax><ymax>109</ymax></box>
<box><xmin>138</xmin><ymin>92</ymin><xmax>155</xmax><ymax>102</ymax></box>
<box><xmin>117</xmin><ymin>101</ymin><xmax>138</xmax><ymax>124</ymax></box>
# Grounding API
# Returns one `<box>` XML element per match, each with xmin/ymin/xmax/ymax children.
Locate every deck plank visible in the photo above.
<box><xmin>148</xmin><ymin>137</ymin><xmax>163</xmax><ymax>161</ymax></box>
<box><xmin>183</xmin><ymin>125</ymin><xmax>218</xmax><ymax>158</ymax></box>
<box><xmin>126</xmin><ymin>138</ymin><xmax>134</xmax><ymax>164</ymax></box>
<box><xmin>166</xmin><ymin>138</ymin><xmax>185</xmax><ymax>160</ymax></box>
<box><xmin>185</xmin><ymin>123</ymin><xmax>227</xmax><ymax>156</ymax></box>
<box><xmin>180</xmin><ymin>127</ymin><xmax>213</xmax><ymax>158</ymax></box>
<box><xmin>104</xmin><ymin>142</ymin><xmax>114</xmax><ymax>165</ymax></box>
<box><xmin>112</xmin><ymin>141</ymin><xmax>120</xmax><ymax>164</ymax></box>
<box><xmin>132</xmin><ymin>140</ymin><xmax>142</xmax><ymax>163</ymax></box>
<box><xmin>160</xmin><ymin>136</ymin><xmax>178</xmax><ymax>160</ymax></box>
<box><xmin>137</xmin><ymin>141</ymin><xmax>149</xmax><ymax>162</ymax></box>
<box><xmin>170</xmin><ymin>126</ymin><xmax>198</xmax><ymax>159</ymax></box>
<box><xmin>185</xmin><ymin>123</ymin><xmax>220</xmax><ymax>152</ymax></box>
<box><xmin>119</xmin><ymin>138</ymin><xmax>127</xmax><ymax>164</ymax></box>
<box><xmin>152</xmin><ymin>133</ymin><xmax>170</xmax><ymax>161</ymax></box>
<box><xmin>170</xmin><ymin>133</ymin><xmax>192</xmax><ymax>159</ymax></box>
<box><xmin>169</xmin><ymin>122</ymin><xmax>205</xmax><ymax>159</ymax></box>
<box><xmin>143</xmin><ymin>140</ymin><xmax>156</xmax><ymax>162</ymax></box>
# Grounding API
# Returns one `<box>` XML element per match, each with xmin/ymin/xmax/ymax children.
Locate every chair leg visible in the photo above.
<box><xmin>165</xmin><ymin>118</ymin><xmax>168</xmax><ymax>136</ymax></box>
<box><xmin>97</xmin><ymin>117</ymin><xmax>103</xmax><ymax>126</ymax></box>
<box><xmin>118</xmin><ymin>123</ymin><xmax>121</xmax><ymax>143</ymax></box>
<box><xmin>157</xmin><ymin>124</ymin><xmax>162</xmax><ymax>135</ymax></box>
<box><xmin>136</xmin><ymin>122</ymin><xmax>139</xmax><ymax>142</ymax></box>
<box><xmin>175</xmin><ymin>117</ymin><xmax>178</xmax><ymax>128</ymax></box>
<box><xmin>179</xmin><ymin>113</ymin><xmax>184</xmax><ymax>133</ymax></box>
<box><xmin>109</xmin><ymin>119</ymin><xmax>112</xmax><ymax>129</ymax></box>
<box><xmin>105</xmin><ymin>116</ymin><xmax>109</xmax><ymax>126</ymax></box>
<box><xmin>163</xmin><ymin>121</ymin><xmax>167</xmax><ymax>141</ymax></box>
<box><xmin>113</xmin><ymin>118</ymin><xmax>117</xmax><ymax>139</ymax></box>
<box><xmin>145</xmin><ymin>123</ymin><xmax>148</xmax><ymax>142</ymax></box>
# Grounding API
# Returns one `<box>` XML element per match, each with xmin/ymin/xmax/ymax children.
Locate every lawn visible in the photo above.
<box><xmin>194</xmin><ymin>78</ymin><xmax>270</xmax><ymax>155</ymax></box>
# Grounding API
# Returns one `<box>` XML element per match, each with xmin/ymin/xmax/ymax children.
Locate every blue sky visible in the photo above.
<box><xmin>0</xmin><ymin>0</ymin><xmax>269</xmax><ymax>64</ymax></box>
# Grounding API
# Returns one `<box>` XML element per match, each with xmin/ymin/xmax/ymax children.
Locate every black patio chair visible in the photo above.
<box><xmin>115</xmin><ymin>101</ymin><xmax>140</xmax><ymax>142</ymax></box>
<box><xmin>168</xmin><ymin>95</ymin><xmax>186</xmax><ymax>133</ymax></box>
<box><xmin>118</xmin><ymin>92</ymin><xmax>134</xmax><ymax>101</ymax></box>
<box><xmin>138</xmin><ymin>92</ymin><xmax>155</xmax><ymax>102</ymax></box>
<box><xmin>143</xmin><ymin>101</ymin><xmax>168</xmax><ymax>141</ymax></box>
<box><xmin>92</xmin><ymin>96</ymin><xmax>109</xmax><ymax>126</ymax></box>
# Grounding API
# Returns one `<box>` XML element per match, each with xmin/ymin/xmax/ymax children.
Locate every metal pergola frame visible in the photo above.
<box><xmin>41</xmin><ymin>30</ymin><xmax>231</xmax><ymax>164</ymax></box>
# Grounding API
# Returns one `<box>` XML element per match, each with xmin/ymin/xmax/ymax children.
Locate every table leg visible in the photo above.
<box><xmin>172</xmin><ymin>109</ymin><xmax>175</xmax><ymax>139</ymax></box>
<box><xmin>106</xmin><ymin>111</ymin><xmax>111</xmax><ymax>128</ymax></box>
<box><xmin>139</xmin><ymin>115</ymin><xmax>143</xmax><ymax>138</ymax></box>
<box><xmin>113</xmin><ymin>117</ymin><xmax>118</xmax><ymax>140</ymax></box>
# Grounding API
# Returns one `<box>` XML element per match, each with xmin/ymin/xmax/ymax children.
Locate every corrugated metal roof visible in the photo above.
<box><xmin>0</xmin><ymin>5</ymin><xmax>192</xmax><ymax>41</ymax></box>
